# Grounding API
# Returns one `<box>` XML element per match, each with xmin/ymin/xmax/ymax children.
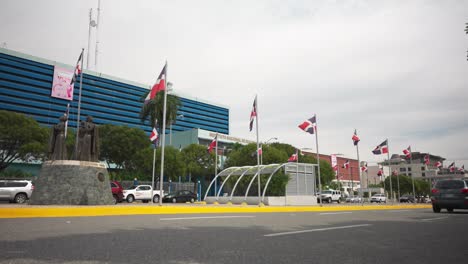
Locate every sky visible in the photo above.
<box><xmin>1</xmin><ymin>0</ymin><xmax>468</xmax><ymax>167</ymax></box>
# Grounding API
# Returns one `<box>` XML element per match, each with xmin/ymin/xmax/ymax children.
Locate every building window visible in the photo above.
<box><xmin>407</xmin><ymin>167</ymin><xmax>412</xmax><ymax>172</ymax></box>
<box><xmin>421</xmin><ymin>167</ymin><xmax>425</xmax><ymax>171</ymax></box>
<box><xmin>400</xmin><ymin>168</ymin><xmax>406</xmax><ymax>172</ymax></box>
<box><xmin>408</xmin><ymin>173</ymin><xmax>412</xmax><ymax>176</ymax></box>
<box><xmin>422</xmin><ymin>173</ymin><xmax>425</xmax><ymax>177</ymax></box>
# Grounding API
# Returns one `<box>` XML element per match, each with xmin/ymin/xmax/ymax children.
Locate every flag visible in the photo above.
<box><xmin>258</xmin><ymin>147</ymin><xmax>262</xmax><ymax>156</ymax></box>
<box><xmin>403</xmin><ymin>146</ymin><xmax>411</xmax><ymax>158</ymax></box>
<box><xmin>424</xmin><ymin>154</ymin><xmax>430</xmax><ymax>165</ymax></box>
<box><xmin>342</xmin><ymin>160</ymin><xmax>350</xmax><ymax>169</ymax></box>
<box><xmin>377</xmin><ymin>168</ymin><xmax>383</xmax><ymax>176</ymax></box>
<box><xmin>372</xmin><ymin>140</ymin><xmax>388</xmax><ymax>155</ymax></box>
<box><xmin>352</xmin><ymin>129</ymin><xmax>360</xmax><ymax>146</ymax></box>
<box><xmin>434</xmin><ymin>161</ymin><xmax>442</xmax><ymax>168</ymax></box>
<box><xmin>298</xmin><ymin>115</ymin><xmax>316</xmax><ymax>134</ymax></box>
<box><xmin>207</xmin><ymin>134</ymin><xmax>217</xmax><ymax>153</ymax></box>
<box><xmin>392</xmin><ymin>169</ymin><xmax>398</xmax><ymax>176</ymax></box>
<box><xmin>361</xmin><ymin>162</ymin><xmax>368</xmax><ymax>172</ymax></box>
<box><xmin>249</xmin><ymin>96</ymin><xmax>257</xmax><ymax>131</ymax></box>
<box><xmin>70</xmin><ymin>50</ymin><xmax>83</xmax><ymax>85</ymax></box>
<box><xmin>448</xmin><ymin>162</ymin><xmax>455</xmax><ymax>172</ymax></box>
<box><xmin>459</xmin><ymin>165</ymin><xmax>465</xmax><ymax>172</ymax></box>
<box><xmin>288</xmin><ymin>150</ymin><xmax>298</xmax><ymax>162</ymax></box>
<box><xmin>144</xmin><ymin>63</ymin><xmax>167</xmax><ymax>104</ymax></box>
<box><xmin>149</xmin><ymin>127</ymin><xmax>159</xmax><ymax>143</ymax></box>
<box><xmin>64</xmin><ymin>103</ymin><xmax>70</xmax><ymax>137</ymax></box>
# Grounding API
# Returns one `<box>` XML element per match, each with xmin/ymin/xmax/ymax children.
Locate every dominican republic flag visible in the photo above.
<box><xmin>207</xmin><ymin>134</ymin><xmax>217</xmax><ymax>153</ymax></box>
<box><xmin>298</xmin><ymin>115</ymin><xmax>316</xmax><ymax>134</ymax></box>
<box><xmin>149</xmin><ymin>127</ymin><xmax>159</xmax><ymax>143</ymax></box>
<box><xmin>424</xmin><ymin>154</ymin><xmax>430</xmax><ymax>165</ymax></box>
<box><xmin>249</xmin><ymin>96</ymin><xmax>257</xmax><ymax>131</ymax></box>
<box><xmin>392</xmin><ymin>169</ymin><xmax>398</xmax><ymax>176</ymax></box>
<box><xmin>352</xmin><ymin>129</ymin><xmax>360</xmax><ymax>146</ymax></box>
<box><xmin>361</xmin><ymin>162</ymin><xmax>368</xmax><ymax>172</ymax></box>
<box><xmin>144</xmin><ymin>63</ymin><xmax>167</xmax><ymax>104</ymax></box>
<box><xmin>70</xmin><ymin>50</ymin><xmax>84</xmax><ymax>85</ymax></box>
<box><xmin>372</xmin><ymin>140</ymin><xmax>388</xmax><ymax>155</ymax></box>
<box><xmin>459</xmin><ymin>165</ymin><xmax>465</xmax><ymax>172</ymax></box>
<box><xmin>342</xmin><ymin>160</ymin><xmax>350</xmax><ymax>169</ymax></box>
<box><xmin>434</xmin><ymin>161</ymin><xmax>442</xmax><ymax>168</ymax></box>
<box><xmin>403</xmin><ymin>146</ymin><xmax>411</xmax><ymax>158</ymax></box>
<box><xmin>377</xmin><ymin>167</ymin><xmax>383</xmax><ymax>176</ymax></box>
<box><xmin>288</xmin><ymin>150</ymin><xmax>298</xmax><ymax>162</ymax></box>
<box><xmin>258</xmin><ymin>147</ymin><xmax>263</xmax><ymax>156</ymax></box>
<box><xmin>448</xmin><ymin>162</ymin><xmax>455</xmax><ymax>172</ymax></box>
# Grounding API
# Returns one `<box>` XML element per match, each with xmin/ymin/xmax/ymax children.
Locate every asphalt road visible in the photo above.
<box><xmin>1</xmin><ymin>208</ymin><xmax>467</xmax><ymax>264</ymax></box>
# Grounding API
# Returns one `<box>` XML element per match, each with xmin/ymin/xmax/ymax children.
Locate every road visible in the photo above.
<box><xmin>0</xmin><ymin>208</ymin><xmax>466</xmax><ymax>264</ymax></box>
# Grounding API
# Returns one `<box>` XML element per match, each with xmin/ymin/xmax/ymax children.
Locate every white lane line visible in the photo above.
<box><xmin>264</xmin><ymin>224</ymin><xmax>371</xmax><ymax>237</ymax></box>
<box><xmin>387</xmin><ymin>210</ymin><xmax>411</xmax><ymax>213</ymax></box>
<box><xmin>319</xmin><ymin>212</ymin><xmax>352</xmax><ymax>215</ymax></box>
<box><xmin>160</xmin><ymin>215</ymin><xmax>256</xmax><ymax>221</ymax></box>
<box><xmin>420</xmin><ymin>217</ymin><xmax>448</xmax><ymax>221</ymax></box>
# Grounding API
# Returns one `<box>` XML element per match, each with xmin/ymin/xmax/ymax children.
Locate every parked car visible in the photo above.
<box><xmin>317</xmin><ymin>190</ymin><xmax>341</xmax><ymax>203</ymax></box>
<box><xmin>431</xmin><ymin>179</ymin><xmax>468</xmax><ymax>213</ymax></box>
<box><xmin>346</xmin><ymin>196</ymin><xmax>362</xmax><ymax>203</ymax></box>
<box><xmin>110</xmin><ymin>180</ymin><xmax>124</xmax><ymax>204</ymax></box>
<box><xmin>0</xmin><ymin>180</ymin><xmax>34</xmax><ymax>204</ymax></box>
<box><xmin>162</xmin><ymin>190</ymin><xmax>197</xmax><ymax>203</ymax></box>
<box><xmin>123</xmin><ymin>185</ymin><xmax>164</xmax><ymax>203</ymax></box>
<box><xmin>370</xmin><ymin>194</ymin><xmax>386</xmax><ymax>203</ymax></box>
<box><xmin>399</xmin><ymin>194</ymin><xmax>415</xmax><ymax>203</ymax></box>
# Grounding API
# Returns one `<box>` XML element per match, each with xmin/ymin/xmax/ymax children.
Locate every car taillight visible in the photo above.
<box><xmin>431</xmin><ymin>189</ymin><xmax>439</xmax><ymax>194</ymax></box>
<box><xmin>461</xmin><ymin>188</ymin><xmax>468</xmax><ymax>194</ymax></box>
<box><xmin>31</xmin><ymin>185</ymin><xmax>35</xmax><ymax>190</ymax></box>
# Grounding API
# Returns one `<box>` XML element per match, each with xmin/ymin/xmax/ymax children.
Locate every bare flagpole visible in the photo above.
<box><xmin>315</xmin><ymin>114</ymin><xmax>322</xmax><ymax>206</ymax></box>
<box><xmin>387</xmin><ymin>139</ymin><xmax>393</xmax><ymax>203</ymax></box>
<box><xmin>410</xmin><ymin>147</ymin><xmax>416</xmax><ymax>198</ymax></box>
<box><xmin>74</xmin><ymin>48</ymin><xmax>85</xmax><ymax>158</ymax></box>
<box><xmin>355</xmin><ymin>129</ymin><xmax>362</xmax><ymax>204</ymax></box>
<box><xmin>159</xmin><ymin>61</ymin><xmax>168</xmax><ymax>206</ymax></box>
<box><xmin>214</xmin><ymin>132</ymin><xmax>218</xmax><ymax>195</ymax></box>
<box><xmin>255</xmin><ymin>95</ymin><xmax>261</xmax><ymax>205</ymax></box>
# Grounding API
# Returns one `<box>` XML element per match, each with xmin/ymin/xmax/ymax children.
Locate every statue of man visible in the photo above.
<box><xmin>48</xmin><ymin>114</ymin><xmax>68</xmax><ymax>160</ymax></box>
<box><xmin>77</xmin><ymin>116</ymin><xmax>99</xmax><ymax>162</ymax></box>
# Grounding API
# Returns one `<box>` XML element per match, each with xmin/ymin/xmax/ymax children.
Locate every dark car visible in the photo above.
<box><xmin>399</xmin><ymin>195</ymin><xmax>415</xmax><ymax>203</ymax></box>
<box><xmin>162</xmin><ymin>190</ymin><xmax>197</xmax><ymax>203</ymax></box>
<box><xmin>110</xmin><ymin>180</ymin><xmax>124</xmax><ymax>204</ymax></box>
<box><xmin>431</xmin><ymin>179</ymin><xmax>468</xmax><ymax>213</ymax></box>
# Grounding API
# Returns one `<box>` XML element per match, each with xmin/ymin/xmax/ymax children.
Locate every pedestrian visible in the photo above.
<box><xmin>133</xmin><ymin>177</ymin><xmax>139</xmax><ymax>186</ymax></box>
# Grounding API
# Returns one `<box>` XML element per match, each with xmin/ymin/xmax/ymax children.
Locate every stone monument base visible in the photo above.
<box><xmin>30</xmin><ymin>160</ymin><xmax>114</xmax><ymax>205</ymax></box>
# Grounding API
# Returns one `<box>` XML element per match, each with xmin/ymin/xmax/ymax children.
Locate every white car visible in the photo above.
<box><xmin>123</xmin><ymin>185</ymin><xmax>164</xmax><ymax>203</ymax></box>
<box><xmin>0</xmin><ymin>180</ymin><xmax>34</xmax><ymax>204</ymax></box>
<box><xmin>346</xmin><ymin>196</ymin><xmax>362</xmax><ymax>203</ymax></box>
<box><xmin>318</xmin><ymin>190</ymin><xmax>341</xmax><ymax>203</ymax></box>
<box><xmin>370</xmin><ymin>194</ymin><xmax>387</xmax><ymax>203</ymax></box>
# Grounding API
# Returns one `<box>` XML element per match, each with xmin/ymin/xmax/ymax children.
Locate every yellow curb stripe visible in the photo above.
<box><xmin>0</xmin><ymin>204</ymin><xmax>431</xmax><ymax>219</ymax></box>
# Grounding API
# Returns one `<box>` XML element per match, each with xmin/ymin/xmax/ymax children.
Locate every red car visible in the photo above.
<box><xmin>110</xmin><ymin>181</ymin><xmax>124</xmax><ymax>204</ymax></box>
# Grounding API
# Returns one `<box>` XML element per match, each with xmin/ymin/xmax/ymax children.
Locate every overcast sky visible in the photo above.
<box><xmin>1</xmin><ymin>0</ymin><xmax>468</xmax><ymax>167</ymax></box>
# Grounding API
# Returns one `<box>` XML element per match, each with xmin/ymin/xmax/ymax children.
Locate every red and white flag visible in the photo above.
<box><xmin>249</xmin><ymin>96</ymin><xmax>257</xmax><ymax>131</ymax></box>
<box><xmin>145</xmin><ymin>63</ymin><xmax>167</xmax><ymax>104</ymax></box>
<box><xmin>288</xmin><ymin>150</ymin><xmax>298</xmax><ymax>162</ymax></box>
<box><xmin>149</xmin><ymin>127</ymin><xmax>159</xmax><ymax>143</ymax></box>
<box><xmin>448</xmin><ymin>162</ymin><xmax>456</xmax><ymax>172</ymax></box>
<box><xmin>207</xmin><ymin>134</ymin><xmax>217</xmax><ymax>153</ymax></box>
<box><xmin>377</xmin><ymin>167</ymin><xmax>383</xmax><ymax>176</ymax></box>
<box><xmin>298</xmin><ymin>115</ymin><xmax>317</xmax><ymax>134</ymax></box>
<box><xmin>403</xmin><ymin>146</ymin><xmax>411</xmax><ymax>158</ymax></box>
<box><xmin>342</xmin><ymin>160</ymin><xmax>350</xmax><ymax>169</ymax></box>
<box><xmin>70</xmin><ymin>50</ymin><xmax>83</xmax><ymax>85</ymax></box>
<box><xmin>257</xmin><ymin>147</ymin><xmax>262</xmax><ymax>156</ymax></box>
<box><xmin>424</xmin><ymin>154</ymin><xmax>430</xmax><ymax>165</ymax></box>
<box><xmin>361</xmin><ymin>162</ymin><xmax>368</xmax><ymax>172</ymax></box>
<box><xmin>372</xmin><ymin>140</ymin><xmax>388</xmax><ymax>155</ymax></box>
<box><xmin>352</xmin><ymin>129</ymin><xmax>360</xmax><ymax>146</ymax></box>
<box><xmin>434</xmin><ymin>161</ymin><xmax>442</xmax><ymax>168</ymax></box>
<box><xmin>458</xmin><ymin>165</ymin><xmax>465</xmax><ymax>172</ymax></box>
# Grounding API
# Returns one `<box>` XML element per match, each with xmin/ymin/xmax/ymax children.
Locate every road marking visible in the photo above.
<box><xmin>319</xmin><ymin>212</ymin><xmax>352</xmax><ymax>215</ymax></box>
<box><xmin>387</xmin><ymin>210</ymin><xmax>411</xmax><ymax>213</ymax></box>
<box><xmin>264</xmin><ymin>224</ymin><xmax>371</xmax><ymax>237</ymax></box>
<box><xmin>420</xmin><ymin>216</ymin><xmax>448</xmax><ymax>221</ymax></box>
<box><xmin>160</xmin><ymin>215</ymin><xmax>256</xmax><ymax>221</ymax></box>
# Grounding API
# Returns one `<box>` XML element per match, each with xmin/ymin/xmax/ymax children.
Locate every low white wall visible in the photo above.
<box><xmin>205</xmin><ymin>195</ymin><xmax>318</xmax><ymax>206</ymax></box>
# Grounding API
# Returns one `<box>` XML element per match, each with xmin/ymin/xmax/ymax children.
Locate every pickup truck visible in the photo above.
<box><xmin>123</xmin><ymin>185</ymin><xmax>164</xmax><ymax>203</ymax></box>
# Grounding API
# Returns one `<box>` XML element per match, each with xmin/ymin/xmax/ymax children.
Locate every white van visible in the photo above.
<box><xmin>318</xmin><ymin>190</ymin><xmax>341</xmax><ymax>203</ymax></box>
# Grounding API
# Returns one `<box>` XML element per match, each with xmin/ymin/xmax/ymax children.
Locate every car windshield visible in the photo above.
<box><xmin>127</xmin><ymin>186</ymin><xmax>137</xmax><ymax>190</ymax></box>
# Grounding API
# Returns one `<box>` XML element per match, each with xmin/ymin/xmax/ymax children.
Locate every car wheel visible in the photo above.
<box><xmin>190</xmin><ymin>198</ymin><xmax>195</xmax><ymax>203</ymax></box>
<box><xmin>112</xmin><ymin>195</ymin><xmax>118</xmax><ymax>204</ymax></box>
<box><xmin>126</xmin><ymin>195</ymin><xmax>135</xmax><ymax>203</ymax></box>
<box><xmin>432</xmin><ymin>204</ymin><xmax>441</xmax><ymax>213</ymax></box>
<box><xmin>337</xmin><ymin>199</ymin><xmax>341</xmax><ymax>204</ymax></box>
<box><xmin>447</xmin><ymin>208</ymin><xmax>454</xmax><ymax>213</ymax></box>
<box><xmin>327</xmin><ymin>198</ymin><xmax>332</xmax><ymax>203</ymax></box>
<box><xmin>172</xmin><ymin>198</ymin><xmax>177</xmax><ymax>203</ymax></box>
<box><xmin>153</xmin><ymin>195</ymin><xmax>160</xmax><ymax>203</ymax></box>
<box><xmin>14</xmin><ymin>193</ymin><xmax>27</xmax><ymax>204</ymax></box>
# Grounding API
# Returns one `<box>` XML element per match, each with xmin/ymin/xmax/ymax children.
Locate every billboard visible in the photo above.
<box><xmin>51</xmin><ymin>66</ymin><xmax>74</xmax><ymax>100</ymax></box>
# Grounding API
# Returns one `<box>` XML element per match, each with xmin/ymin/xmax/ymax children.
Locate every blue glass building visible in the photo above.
<box><xmin>0</xmin><ymin>48</ymin><xmax>229</xmax><ymax>136</ymax></box>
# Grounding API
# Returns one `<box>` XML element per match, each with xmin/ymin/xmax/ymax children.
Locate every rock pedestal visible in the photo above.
<box><xmin>30</xmin><ymin>160</ymin><xmax>114</xmax><ymax>205</ymax></box>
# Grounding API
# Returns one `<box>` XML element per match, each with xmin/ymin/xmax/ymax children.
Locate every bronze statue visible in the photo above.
<box><xmin>48</xmin><ymin>115</ymin><xmax>68</xmax><ymax>160</ymax></box>
<box><xmin>76</xmin><ymin>116</ymin><xmax>99</xmax><ymax>162</ymax></box>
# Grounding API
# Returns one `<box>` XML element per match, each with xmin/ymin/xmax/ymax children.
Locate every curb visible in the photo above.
<box><xmin>0</xmin><ymin>204</ymin><xmax>431</xmax><ymax>219</ymax></box>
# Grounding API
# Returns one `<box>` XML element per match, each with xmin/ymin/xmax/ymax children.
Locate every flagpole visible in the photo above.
<box><xmin>150</xmin><ymin>137</ymin><xmax>157</xmax><ymax>204</ymax></box>
<box><xmin>255</xmin><ymin>95</ymin><xmax>261</xmax><ymax>205</ymax></box>
<box><xmin>355</xmin><ymin>129</ymin><xmax>362</xmax><ymax>204</ymax></box>
<box><xmin>409</xmin><ymin>147</ymin><xmax>416</xmax><ymax>199</ymax></box>
<box><xmin>214</xmin><ymin>132</ymin><xmax>218</xmax><ymax>195</ymax></box>
<box><xmin>159</xmin><ymin>61</ymin><xmax>168</xmax><ymax>206</ymax></box>
<box><xmin>349</xmin><ymin>164</ymin><xmax>352</xmax><ymax>197</ymax></box>
<box><xmin>74</xmin><ymin>48</ymin><xmax>85</xmax><ymax>158</ymax></box>
<box><xmin>315</xmin><ymin>115</ymin><xmax>322</xmax><ymax>206</ymax></box>
<box><xmin>64</xmin><ymin>103</ymin><xmax>70</xmax><ymax>138</ymax></box>
<box><xmin>387</xmin><ymin>139</ymin><xmax>393</xmax><ymax>203</ymax></box>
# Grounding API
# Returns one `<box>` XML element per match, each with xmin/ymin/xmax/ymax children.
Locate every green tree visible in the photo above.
<box><xmin>181</xmin><ymin>144</ymin><xmax>214</xmax><ymax>181</ymax></box>
<box><xmin>0</xmin><ymin>110</ymin><xmax>48</xmax><ymax>172</ymax></box>
<box><xmin>139</xmin><ymin>91</ymin><xmax>181</xmax><ymax>131</ymax></box>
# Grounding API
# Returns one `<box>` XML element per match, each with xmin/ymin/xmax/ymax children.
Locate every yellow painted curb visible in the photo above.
<box><xmin>0</xmin><ymin>204</ymin><xmax>431</xmax><ymax>219</ymax></box>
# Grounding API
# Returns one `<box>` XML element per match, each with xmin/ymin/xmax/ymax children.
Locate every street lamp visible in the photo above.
<box><xmin>169</xmin><ymin>114</ymin><xmax>184</xmax><ymax>145</ymax></box>
<box><xmin>260</xmin><ymin>137</ymin><xmax>277</xmax><ymax>165</ymax></box>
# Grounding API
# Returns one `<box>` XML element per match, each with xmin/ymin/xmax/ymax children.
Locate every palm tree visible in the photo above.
<box><xmin>139</xmin><ymin>90</ymin><xmax>181</xmax><ymax>133</ymax></box>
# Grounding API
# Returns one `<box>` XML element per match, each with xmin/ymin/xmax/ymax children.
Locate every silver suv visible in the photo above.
<box><xmin>0</xmin><ymin>180</ymin><xmax>34</xmax><ymax>203</ymax></box>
